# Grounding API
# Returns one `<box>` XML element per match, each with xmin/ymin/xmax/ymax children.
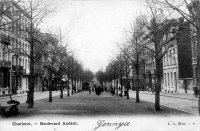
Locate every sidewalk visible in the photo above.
<box><xmin>129</xmin><ymin>90</ymin><xmax>198</xmax><ymax>101</ymax></box>
<box><xmin>0</xmin><ymin>90</ymin><xmax>68</xmax><ymax>104</ymax></box>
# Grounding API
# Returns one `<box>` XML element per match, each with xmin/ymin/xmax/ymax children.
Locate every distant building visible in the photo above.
<box><xmin>144</xmin><ymin>30</ymin><xmax>158</xmax><ymax>92</ymax></box>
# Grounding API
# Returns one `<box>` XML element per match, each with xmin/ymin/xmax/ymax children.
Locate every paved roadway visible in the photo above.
<box><xmin>0</xmin><ymin>91</ymin><xmax>193</xmax><ymax>118</ymax></box>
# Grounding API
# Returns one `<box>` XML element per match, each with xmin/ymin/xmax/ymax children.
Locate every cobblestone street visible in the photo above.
<box><xmin>1</xmin><ymin>91</ymin><xmax>193</xmax><ymax>119</ymax></box>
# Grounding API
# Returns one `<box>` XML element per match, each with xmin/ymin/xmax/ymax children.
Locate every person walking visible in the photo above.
<box><xmin>193</xmin><ymin>84</ymin><xmax>198</xmax><ymax>98</ymax></box>
<box><xmin>89</xmin><ymin>86</ymin><xmax>91</xmax><ymax>94</ymax></box>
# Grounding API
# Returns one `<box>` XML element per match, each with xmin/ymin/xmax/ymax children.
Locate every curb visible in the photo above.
<box><xmin>0</xmin><ymin>91</ymin><xmax>59</xmax><ymax>100</ymax></box>
<box><xmin>130</xmin><ymin>91</ymin><xmax>198</xmax><ymax>101</ymax></box>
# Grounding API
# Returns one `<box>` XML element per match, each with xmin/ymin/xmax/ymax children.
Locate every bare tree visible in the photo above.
<box><xmin>19</xmin><ymin>0</ymin><xmax>52</xmax><ymax>108</ymax></box>
<box><xmin>143</xmin><ymin>0</ymin><xmax>180</xmax><ymax>111</ymax></box>
<box><xmin>116</xmin><ymin>53</ymin><xmax>126</xmax><ymax>96</ymax></box>
<box><xmin>42</xmin><ymin>34</ymin><xmax>61</xmax><ymax>102</ymax></box>
<box><xmin>57</xmin><ymin>44</ymin><xmax>69</xmax><ymax>98</ymax></box>
<box><xmin>106</xmin><ymin>59</ymin><xmax>121</xmax><ymax>95</ymax></box>
<box><xmin>120</xmin><ymin>15</ymin><xmax>148</xmax><ymax>103</ymax></box>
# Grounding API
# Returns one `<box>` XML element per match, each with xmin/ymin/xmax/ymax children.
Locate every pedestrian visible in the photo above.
<box><xmin>89</xmin><ymin>86</ymin><xmax>91</xmax><ymax>94</ymax></box>
<box><xmin>96</xmin><ymin>86</ymin><xmax>100</xmax><ymax>96</ymax></box>
<box><xmin>111</xmin><ymin>86</ymin><xmax>115</xmax><ymax>96</ymax></box>
<box><xmin>95</xmin><ymin>85</ymin><xmax>98</xmax><ymax>95</ymax></box>
<box><xmin>193</xmin><ymin>84</ymin><xmax>198</xmax><ymax>98</ymax></box>
<box><xmin>98</xmin><ymin>86</ymin><xmax>101</xmax><ymax>95</ymax></box>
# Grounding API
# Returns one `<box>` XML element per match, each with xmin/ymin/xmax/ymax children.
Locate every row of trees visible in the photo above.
<box><xmin>96</xmin><ymin>0</ymin><xmax>200</xmax><ymax>115</ymax></box>
<box><xmin>0</xmin><ymin>0</ymin><xmax>94</xmax><ymax>108</ymax></box>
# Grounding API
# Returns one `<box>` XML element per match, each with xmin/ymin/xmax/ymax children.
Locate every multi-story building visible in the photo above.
<box><xmin>162</xmin><ymin>18</ymin><xmax>193</xmax><ymax>94</ymax></box>
<box><xmin>0</xmin><ymin>10</ymin><xmax>12</xmax><ymax>95</ymax></box>
<box><xmin>144</xmin><ymin>18</ymin><xmax>192</xmax><ymax>94</ymax></box>
<box><xmin>188</xmin><ymin>0</ymin><xmax>199</xmax><ymax>87</ymax></box>
<box><xmin>144</xmin><ymin>33</ymin><xmax>157</xmax><ymax>92</ymax></box>
<box><xmin>0</xmin><ymin>0</ymin><xmax>31</xmax><ymax>96</ymax></box>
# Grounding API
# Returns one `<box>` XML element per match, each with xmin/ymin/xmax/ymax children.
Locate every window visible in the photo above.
<box><xmin>12</xmin><ymin>55</ymin><xmax>14</xmax><ymax>65</ymax></box>
<box><xmin>19</xmin><ymin>41</ymin><xmax>21</xmax><ymax>49</ymax></box>
<box><xmin>16</xmin><ymin>57</ymin><xmax>18</xmax><ymax>66</ymax></box>
<box><xmin>167</xmin><ymin>73</ymin><xmax>170</xmax><ymax>87</ymax></box>
<box><xmin>171</xmin><ymin>72</ymin><xmax>173</xmax><ymax>87</ymax></box>
<box><xmin>25</xmin><ymin>44</ymin><xmax>27</xmax><ymax>53</ymax></box>
<box><xmin>28</xmin><ymin>44</ymin><xmax>29</xmax><ymax>53</ymax></box>
<box><xmin>23</xmin><ymin>43</ymin><xmax>24</xmax><ymax>51</ymax></box>
<box><xmin>23</xmin><ymin>58</ymin><xmax>24</xmax><ymax>68</ymax></box>
<box><xmin>164</xmin><ymin>73</ymin><xmax>167</xmax><ymax>87</ymax></box>
<box><xmin>174</xmin><ymin>72</ymin><xmax>177</xmax><ymax>91</ymax></box>
<box><xmin>163</xmin><ymin>56</ymin><xmax>165</xmax><ymax>66</ymax></box>
<box><xmin>166</xmin><ymin>52</ymin><xmax>169</xmax><ymax>66</ymax></box>
<box><xmin>8</xmin><ymin>53</ymin><xmax>10</xmax><ymax>61</ymax></box>
<box><xmin>25</xmin><ymin>59</ymin><xmax>27</xmax><ymax>69</ymax></box>
<box><xmin>19</xmin><ymin>58</ymin><xmax>21</xmax><ymax>66</ymax></box>
<box><xmin>173</xmin><ymin>48</ymin><xmax>176</xmax><ymax>64</ymax></box>
<box><xmin>169</xmin><ymin>50</ymin><xmax>172</xmax><ymax>65</ymax></box>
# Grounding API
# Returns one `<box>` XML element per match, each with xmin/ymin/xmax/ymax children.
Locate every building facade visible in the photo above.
<box><xmin>0</xmin><ymin>0</ymin><xmax>31</xmax><ymax>96</ymax></box>
<box><xmin>162</xmin><ymin>18</ymin><xmax>193</xmax><ymax>94</ymax></box>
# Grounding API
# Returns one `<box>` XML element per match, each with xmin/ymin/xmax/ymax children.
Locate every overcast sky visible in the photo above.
<box><xmin>41</xmin><ymin>0</ymin><xmax>145</xmax><ymax>73</ymax></box>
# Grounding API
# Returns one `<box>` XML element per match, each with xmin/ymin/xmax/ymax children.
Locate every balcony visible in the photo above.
<box><xmin>0</xmin><ymin>34</ymin><xmax>11</xmax><ymax>45</ymax></box>
<box><xmin>12</xmin><ymin>65</ymin><xmax>23</xmax><ymax>72</ymax></box>
<box><xmin>0</xmin><ymin>60</ymin><xmax>11</xmax><ymax>68</ymax></box>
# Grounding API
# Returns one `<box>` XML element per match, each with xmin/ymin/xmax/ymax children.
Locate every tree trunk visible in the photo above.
<box><xmin>114</xmin><ymin>78</ymin><xmax>116</xmax><ymax>95</ymax></box>
<box><xmin>71</xmin><ymin>79</ymin><xmax>73</xmax><ymax>95</ymax></box>
<box><xmin>155</xmin><ymin>59</ymin><xmax>162</xmax><ymax>111</ymax></box>
<box><xmin>136</xmin><ymin>66</ymin><xmax>140</xmax><ymax>103</ymax></box>
<box><xmin>149</xmin><ymin>73</ymin><xmax>152</xmax><ymax>92</ymax></box>
<box><xmin>126</xmin><ymin>76</ymin><xmax>129</xmax><ymax>100</ymax></box>
<box><xmin>60</xmin><ymin>78</ymin><xmax>63</xmax><ymax>98</ymax></box>
<box><xmin>126</xmin><ymin>85</ymin><xmax>129</xmax><ymax>100</ymax></box>
<box><xmin>27</xmin><ymin>60</ymin><xmax>34</xmax><ymax>108</ymax></box>
<box><xmin>49</xmin><ymin>69</ymin><xmax>52</xmax><ymax>102</ymax></box>
<box><xmin>120</xmin><ymin>76</ymin><xmax>123</xmax><ymax>96</ymax></box>
<box><xmin>193</xmin><ymin>0</ymin><xmax>200</xmax><ymax>116</ymax></box>
<box><xmin>27</xmin><ymin>46</ymin><xmax>35</xmax><ymax>108</ymax></box>
<box><xmin>197</xmin><ymin>37</ymin><xmax>200</xmax><ymax>115</ymax></box>
<box><xmin>60</xmin><ymin>89</ymin><xmax>63</xmax><ymax>98</ymax></box>
<box><xmin>67</xmin><ymin>76</ymin><xmax>70</xmax><ymax>96</ymax></box>
<box><xmin>16</xmin><ymin>74</ymin><xmax>18</xmax><ymax>94</ymax></box>
<box><xmin>155</xmin><ymin>87</ymin><xmax>160</xmax><ymax>111</ymax></box>
<box><xmin>116</xmin><ymin>78</ymin><xmax>118</xmax><ymax>95</ymax></box>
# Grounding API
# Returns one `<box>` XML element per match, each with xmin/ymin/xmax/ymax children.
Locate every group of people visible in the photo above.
<box><xmin>89</xmin><ymin>84</ymin><xmax>102</xmax><ymax>96</ymax></box>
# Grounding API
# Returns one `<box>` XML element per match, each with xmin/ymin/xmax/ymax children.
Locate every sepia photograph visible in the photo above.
<box><xmin>0</xmin><ymin>0</ymin><xmax>200</xmax><ymax>131</ymax></box>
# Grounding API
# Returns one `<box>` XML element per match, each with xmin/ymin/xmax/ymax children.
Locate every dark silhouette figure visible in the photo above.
<box><xmin>193</xmin><ymin>85</ymin><xmax>199</xmax><ymax>98</ymax></box>
<box><xmin>89</xmin><ymin>86</ymin><xmax>91</xmax><ymax>94</ymax></box>
<box><xmin>111</xmin><ymin>87</ymin><xmax>115</xmax><ymax>96</ymax></box>
<box><xmin>95</xmin><ymin>85</ymin><xmax>101</xmax><ymax>96</ymax></box>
